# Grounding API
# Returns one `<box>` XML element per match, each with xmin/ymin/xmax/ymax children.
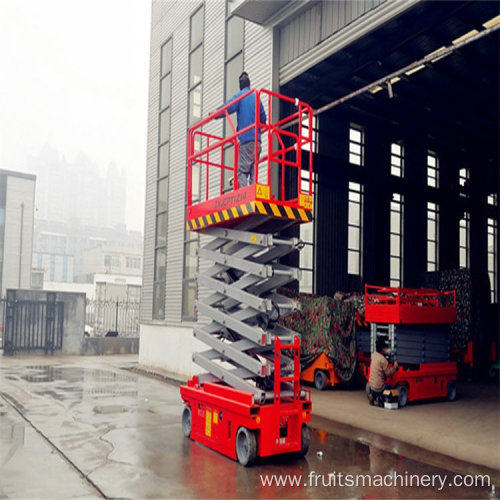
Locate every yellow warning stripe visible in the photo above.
<box><xmin>187</xmin><ymin>201</ymin><xmax>311</xmax><ymax>230</ymax></box>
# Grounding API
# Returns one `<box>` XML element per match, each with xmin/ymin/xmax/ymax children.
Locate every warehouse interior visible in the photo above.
<box><xmin>280</xmin><ymin>0</ymin><xmax>499</xmax><ymax>378</ymax></box>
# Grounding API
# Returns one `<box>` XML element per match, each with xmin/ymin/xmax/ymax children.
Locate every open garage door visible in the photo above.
<box><xmin>280</xmin><ymin>0</ymin><xmax>499</xmax><ymax>376</ymax></box>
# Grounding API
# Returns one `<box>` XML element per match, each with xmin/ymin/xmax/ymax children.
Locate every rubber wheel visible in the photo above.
<box><xmin>236</xmin><ymin>427</ymin><xmax>257</xmax><ymax>467</ymax></box>
<box><xmin>446</xmin><ymin>381</ymin><xmax>457</xmax><ymax>401</ymax></box>
<box><xmin>397</xmin><ymin>385</ymin><xmax>408</xmax><ymax>408</ymax></box>
<box><xmin>314</xmin><ymin>370</ymin><xmax>328</xmax><ymax>391</ymax></box>
<box><xmin>299</xmin><ymin>424</ymin><xmax>310</xmax><ymax>457</ymax></box>
<box><xmin>182</xmin><ymin>406</ymin><xmax>192</xmax><ymax>438</ymax></box>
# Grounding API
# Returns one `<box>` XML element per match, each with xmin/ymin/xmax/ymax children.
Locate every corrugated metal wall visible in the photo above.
<box><xmin>142</xmin><ymin>1</ymin><xmax>273</xmax><ymax>325</ymax></box>
<box><xmin>279</xmin><ymin>0</ymin><xmax>386</xmax><ymax>68</ymax></box>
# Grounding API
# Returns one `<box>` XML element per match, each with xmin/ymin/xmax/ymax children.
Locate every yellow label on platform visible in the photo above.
<box><xmin>251</xmin><ymin>234</ymin><xmax>257</xmax><ymax>243</ymax></box>
<box><xmin>213</xmin><ymin>412</ymin><xmax>218</xmax><ymax>425</ymax></box>
<box><xmin>205</xmin><ymin>410</ymin><xmax>212</xmax><ymax>437</ymax></box>
<box><xmin>256</xmin><ymin>184</ymin><xmax>270</xmax><ymax>200</ymax></box>
<box><xmin>299</xmin><ymin>193</ymin><xmax>313</xmax><ymax>210</ymax></box>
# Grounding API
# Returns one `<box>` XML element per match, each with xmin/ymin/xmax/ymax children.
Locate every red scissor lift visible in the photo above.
<box><xmin>362</xmin><ymin>285</ymin><xmax>458</xmax><ymax>407</ymax></box>
<box><xmin>180</xmin><ymin>89</ymin><xmax>314</xmax><ymax>465</ymax></box>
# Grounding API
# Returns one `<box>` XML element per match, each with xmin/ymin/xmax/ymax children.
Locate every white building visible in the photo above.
<box><xmin>0</xmin><ymin>169</ymin><xmax>36</xmax><ymax>296</ymax></box>
<box><xmin>140</xmin><ymin>0</ymin><xmax>499</xmax><ymax>377</ymax></box>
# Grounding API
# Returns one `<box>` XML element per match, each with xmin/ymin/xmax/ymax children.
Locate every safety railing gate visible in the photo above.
<box><xmin>2</xmin><ymin>292</ymin><xmax>64</xmax><ymax>355</ymax></box>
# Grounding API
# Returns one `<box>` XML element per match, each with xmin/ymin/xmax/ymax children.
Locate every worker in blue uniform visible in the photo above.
<box><xmin>211</xmin><ymin>72</ymin><xmax>267</xmax><ymax>187</ymax></box>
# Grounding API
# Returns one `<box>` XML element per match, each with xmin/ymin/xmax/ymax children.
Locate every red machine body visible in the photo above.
<box><xmin>363</xmin><ymin>284</ymin><xmax>458</xmax><ymax>405</ymax></box>
<box><xmin>180</xmin><ymin>337</ymin><xmax>312</xmax><ymax>460</ymax></box>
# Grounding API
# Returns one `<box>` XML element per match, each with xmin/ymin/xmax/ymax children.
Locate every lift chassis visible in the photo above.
<box><xmin>180</xmin><ymin>89</ymin><xmax>314</xmax><ymax>465</ymax></box>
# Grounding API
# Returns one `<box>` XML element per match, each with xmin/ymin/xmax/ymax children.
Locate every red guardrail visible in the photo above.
<box><xmin>364</xmin><ymin>284</ymin><xmax>456</xmax><ymax>324</ymax></box>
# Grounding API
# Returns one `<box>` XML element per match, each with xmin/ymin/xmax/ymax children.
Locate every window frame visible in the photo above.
<box><xmin>349</xmin><ymin>124</ymin><xmax>364</xmax><ymax>167</ymax></box>
<box><xmin>347</xmin><ymin>181</ymin><xmax>364</xmax><ymax>277</ymax></box>
<box><xmin>427</xmin><ymin>150</ymin><xmax>439</xmax><ymax>188</ymax></box>
<box><xmin>182</xmin><ymin>5</ymin><xmax>205</xmax><ymax>321</ymax></box>
<box><xmin>426</xmin><ymin>201</ymin><xmax>439</xmax><ymax>271</ymax></box>
<box><xmin>389</xmin><ymin>193</ymin><xmax>404</xmax><ymax>287</ymax></box>
<box><xmin>390</xmin><ymin>142</ymin><xmax>404</xmax><ymax>178</ymax></box>
<box><xmin>487</xmin><ymin>217</ymin><xmax>498</xmax><ymax>303</ymax></box>
<box><xmin>459</xmin><ymin>212</ymin><xmax>470</xmax><ymax>269</ymax></box>
<box><xmin>153</xmin><ymin>37</ymin><xmax>173</xmax><ymax>320</ymax></box>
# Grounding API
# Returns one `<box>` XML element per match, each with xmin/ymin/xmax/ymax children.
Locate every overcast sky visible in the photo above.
<box><xmin>0</xmin><ymin>0</ymin><xmax>151</xmax><ymax>232</ymax></box>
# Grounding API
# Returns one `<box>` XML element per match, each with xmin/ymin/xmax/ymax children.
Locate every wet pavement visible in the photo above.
<box><xmin>0</xmin><ymin>356</ymin><xmax>497</xmax><ymax>499</ymax></box>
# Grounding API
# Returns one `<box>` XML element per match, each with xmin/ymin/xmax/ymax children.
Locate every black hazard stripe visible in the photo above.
<box><xmin>186</xmin><ymin>201</ymin><xmax>311</xmax><ymax>231</ymax></box>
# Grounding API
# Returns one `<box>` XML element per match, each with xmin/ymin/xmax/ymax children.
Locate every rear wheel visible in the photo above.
<box><xmin>236</xmin><ymin>427</ymin><xmax>257</xmax><ymax>466</ymax></box>
<box><xmin>299</xmin><ymin>424</ymin><xmax>310</xmax><ymax>457</ymax></box>
<box><xmin>446</xmin><ymin>380</ymin><xmax>457</xmax><ymax>401</ymax></box>
<box><xmin>397</xmin><ymin>385</ymin><xmax>408</xmax><ymax>408</ymax></box>
<box><xmin>314</xmin><ymin>370</ymin><xmax>328</xmax><ymax>391</ymax></box>
<box><xmin>182</xmin><ymin>406</ymin><xmax>192</xmax><ymax>438</ymax></box>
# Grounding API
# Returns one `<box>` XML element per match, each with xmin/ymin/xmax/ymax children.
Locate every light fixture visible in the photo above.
<box><xmin>452</xmin><ymin>29</ymin><xmax>479</xmax><ymax>45</ymax></box>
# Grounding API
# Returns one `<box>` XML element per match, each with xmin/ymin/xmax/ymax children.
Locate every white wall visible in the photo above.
<box><xmin>139</xmin><ymin>323</ymin><xmax>206</xmax><ymax>380</ymax></box>
<box><xmin>2</xmin><ymin>175</ymin><xmax>35</xmax><ymax>295</ymax></box>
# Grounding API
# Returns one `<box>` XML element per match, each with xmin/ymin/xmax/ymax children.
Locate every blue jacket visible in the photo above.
<box><xmin>220</xmin><ymin>87</ymin><xmax>267</xmax><ymax>144</ymax></box>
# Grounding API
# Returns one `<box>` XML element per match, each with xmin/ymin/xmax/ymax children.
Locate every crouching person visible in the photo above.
<box><xmin>368</xmin><ymin>337</ymin><xmax>398</xmax><ymax>406</ymax></box>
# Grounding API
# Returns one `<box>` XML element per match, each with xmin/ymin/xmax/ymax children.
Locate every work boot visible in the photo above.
<box><xmin>368</xmin><ymin>392</ymin><xmax>374</xmax><ymax>406</ymax></box>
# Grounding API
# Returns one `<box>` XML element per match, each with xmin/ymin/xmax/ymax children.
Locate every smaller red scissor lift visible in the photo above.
<box><xmin>180</xmin><ymin>89</ymin><xmax>314</xmax><ymax>465</ymax></box>
<box><xmin>363</xmin><ymin>285</ymin><xmax>458</xmax><ymax>407</ymax></box>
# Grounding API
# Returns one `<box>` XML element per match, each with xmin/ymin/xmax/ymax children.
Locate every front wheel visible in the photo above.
<box><xmin>236</xmin><ymin>427</ymin><xmax>257</xmax><ymax>466</ymax></box>
<box><xmin>314</xmin><ymin>370</ymin><xmax>328</xmax><ymax>391</ymax></box>
<box><xmin>446</xmin><ymin>381</ymin><xmax>457</xmax><ymax>401</ymax></box>
<box><xmin>397</xmin><ymin>385</ymin><xmax>408</xmax><ymax>408</ymax></box>
<box><xmin>298</xmin><ymin>424</ymin><xmax>310</xmax><ymax>457</ymax></box>
<box><xmin>182</xmin><ymin>406</ymin><xmax>192</xmax><ymax>438</ymax></box>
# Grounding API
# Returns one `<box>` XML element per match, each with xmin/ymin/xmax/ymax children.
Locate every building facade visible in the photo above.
<box><xmin>0</xmin><ymin>169</ymin><xmax>36</xmax><ymax>296</ymax></box>
<box><xmin>141</xmin><ymin>0</ymin><xmax>499</xmax><ymax>377</ymax></box>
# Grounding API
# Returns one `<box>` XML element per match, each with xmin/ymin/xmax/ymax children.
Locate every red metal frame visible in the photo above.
<box><xmin>362</xmin><ymin>361</ymin><xmax>457</xmax><ymax>403</ymax></box>
<box><xmin>180</xmin><ymin>336</ymin><xmax>312</xmax><ymax>461</ymax></box>
<box><xmin>186</xmin><ymin>88</ymin><xmax>314</xmax><ymax>228</ymax></box>
<box><xmin>365</xmin><ymin>284</ymin><xmax>457</xmax><ymax>324</ymax></box>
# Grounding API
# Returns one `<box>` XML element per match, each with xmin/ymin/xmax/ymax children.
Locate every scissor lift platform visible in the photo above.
<box><xmin>180</xmin><ymin>88</ymin><xmax>314</xmax><ymax>465</ymax></box>
<box><xmin>364</xmin><ymin>285</ymin><xmax>458</xmax><ymax>407</ymax></box>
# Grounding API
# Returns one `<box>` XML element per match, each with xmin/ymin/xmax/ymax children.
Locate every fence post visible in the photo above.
<box><xmin>45</xmin><ymin>292</ymin><xmax>56</xmax><ymax>354</ymax></box>
<box><xmin>115</xmin><ymin>300</ymin><xmax>119</xmax><ymax>334</ymax></box>
<box><xmin>4</xmin><ymin>290</ymin><xmax>16</xmax><ymax>355</ymax></box>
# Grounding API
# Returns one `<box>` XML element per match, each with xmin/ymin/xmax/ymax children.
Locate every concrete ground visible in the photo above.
<box><xmin>0</xmin><ymin>354</ymin><xmax>498</xmax><ymax>499</ymax></box>
<box><xmin>311</xmin><ymin>380</ymin><xmax>500</xmax><ymax>478</ymax></box>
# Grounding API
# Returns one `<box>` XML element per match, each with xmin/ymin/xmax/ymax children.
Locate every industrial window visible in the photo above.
<box><xmin>390</xmin><ymin>142</ymin><xmax>404</xmax><ymax>177</ymax></box>
<box><xmin>153</xmin><ymin>37</ymin><xmax>173</xmax><ymax>320</ymax></box>
<box><xmin>427</xmin><ymin>151</ymin><xmax>439</xmax><ymax>188</ymax></box>
<box><xmin>427</xmin><ymin>202</ymin><xmax>439</xmax><ymax>271</ymax></box>
<box><xmin>488</xmin><ymin>218</ymin><xmax>498</xmax><ymax>303</ymax></box>
<box><xmin>223</xmin><ymin>9</ymin><xmax>244</xmax><ymax>188</ymax></box>
<box><xmin>459</xmin><ymin>212</ymin><xmax>470</xmax><ymax>269</ymax></box>
<box><xmin>183</xmin><ymin>10</ymin><xmax>204</xmax><ymax>320</ymax></box>
<box><xmin>182</xmin><ymin>230</ymin><xmax>198</xmax><ymax>321</ymax></box>
<box><xmin>389</xmin><ymin>193</ymin><xmax>404</xmax><ymax>287</ymax></box>
<box><xmin>182</xmin><ymin>138</ymin><xmax>201</xmax><ymax>320</ymax></box>
<box><xmin>302</xmin><ymin>115</ymin><xmax>318</xmax><ymax>153</ymax></box>
<box><xmin>348</xmin><ymin>182</ymin><xmax>364</xmax><ymax>276</ymax></box>
<box><xmin>299</xmin><ymin>169</ymin><xmax>317</xmax><ymax>293</ymax></box>
<box><xmin>459</xmin><ymin>168</ymin><xmax>470</xmax><ymax>198</ymax></box>
<box><xmin>126</xmin><ymin>257</ymin><xmax>141</xmax><ymax>269</ymax></box>
<box><xmin>349</xmin><ymin>125</ymin><xmax>364</xmax><ymax>166</ymax></box>
<box><xmin>188</xmin><ymin>6</ymin><xmax>204</xmax><ymax>126</ymax></box>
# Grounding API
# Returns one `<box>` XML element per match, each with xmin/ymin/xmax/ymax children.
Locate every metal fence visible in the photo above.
<box><xmin>2</xmin><ymin>294</ymin><xmax>64</xmax><ymax>355</ymax></box>
<box><xmin>85</xmin><ymin>299</ymin><xmax>140</xmax><ymax>337</ymax></box>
